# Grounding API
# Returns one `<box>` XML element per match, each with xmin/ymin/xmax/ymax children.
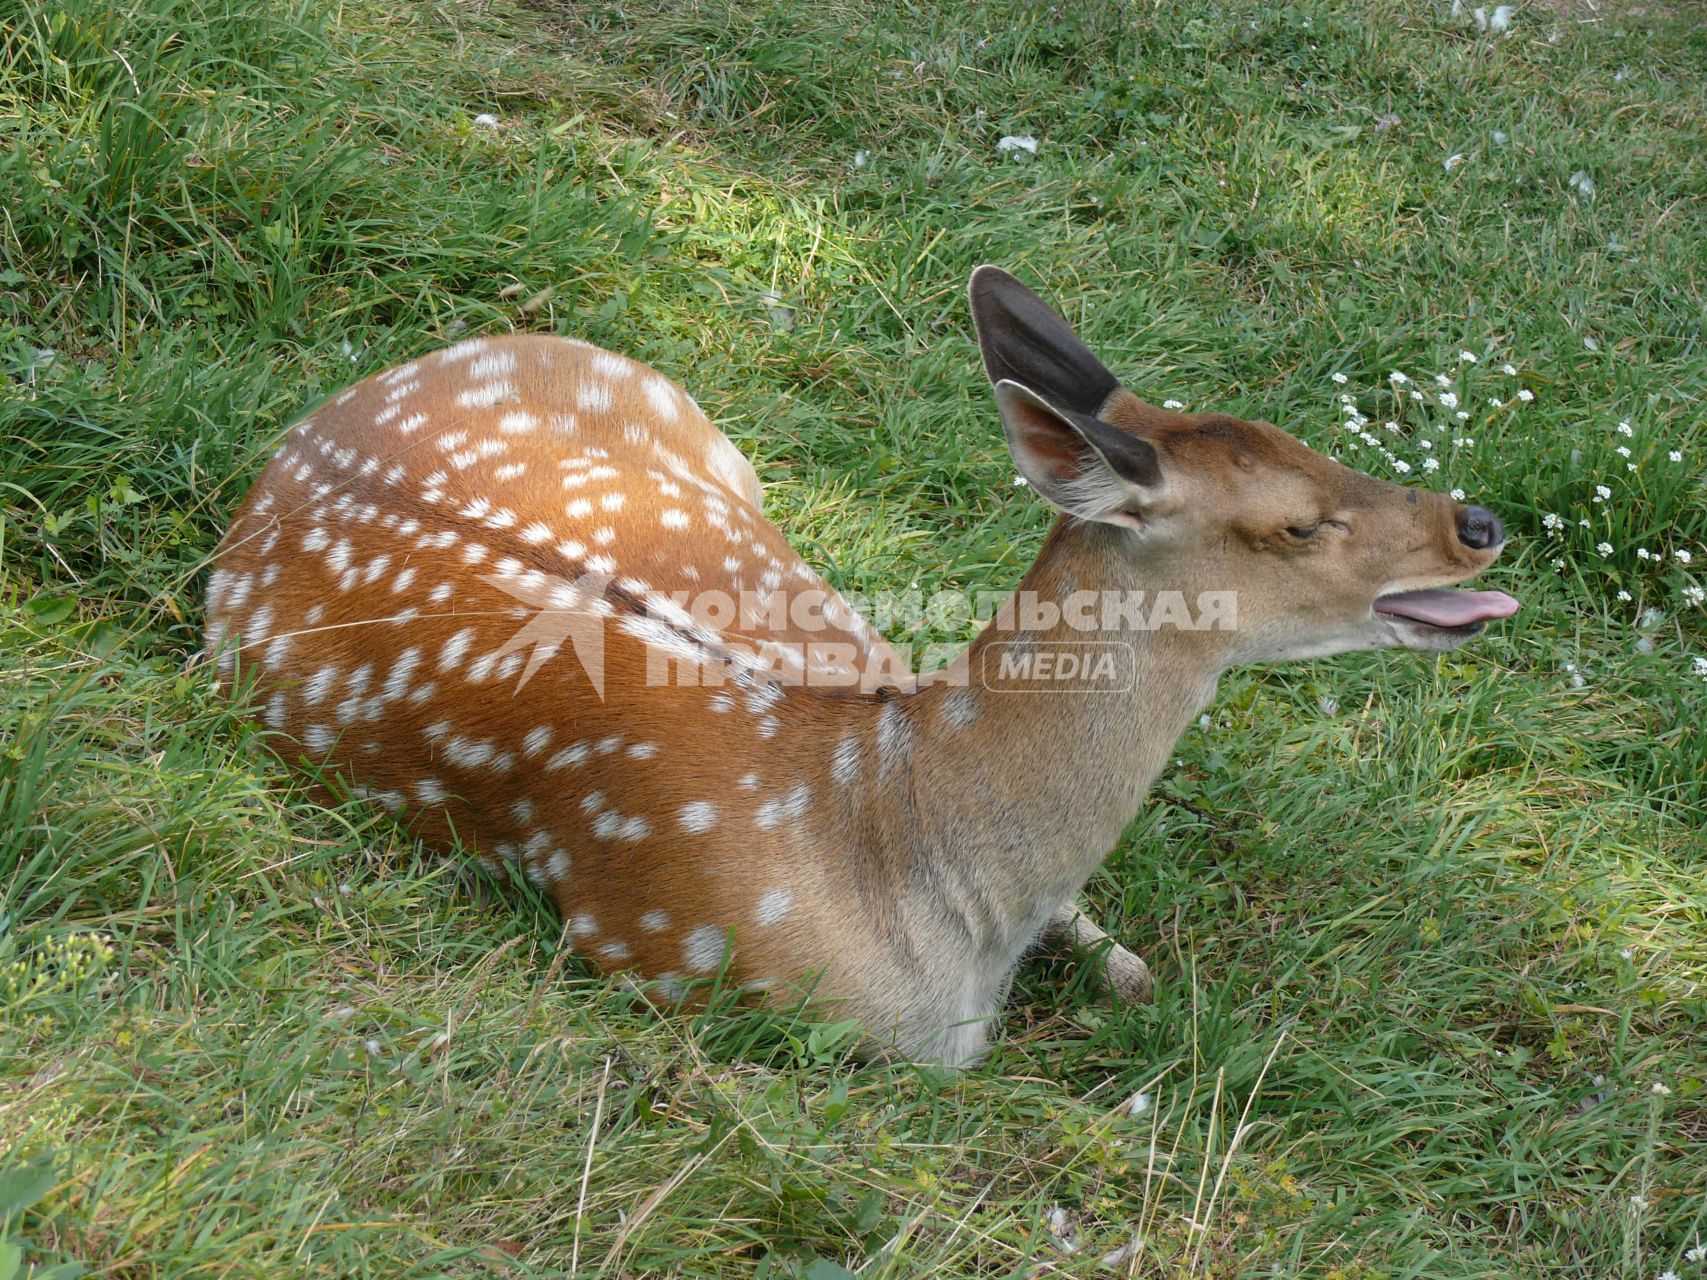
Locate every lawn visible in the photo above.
<box><xmin>2</xmin><ymin>0</ymin><xmax>1704</xmax><ymax>1275</ymax></box>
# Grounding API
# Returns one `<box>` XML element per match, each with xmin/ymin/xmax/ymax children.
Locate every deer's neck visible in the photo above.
<box><xmin>869</xmin><ymin>520</ymin><xmax>1231</xmax><ymax>954</ymax></box>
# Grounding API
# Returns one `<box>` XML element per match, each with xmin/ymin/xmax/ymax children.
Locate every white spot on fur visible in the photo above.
<box><xmin>683</xmin><ymin>925</ymin><xmax>728</xmax><ymax>973</ymax></box>
<box><xmin>640</xmin><ymin>909</ymin><xmax>670</xmax><ymax>932</ymax></box>
<box><xmin>678</xmin><ymin>801</ymin><xmax>717</xmax><ymax>832</ymax></box>
<box><xmin>755</xmin><ymin>889</ymin><xmax>793</xmax><ymax>925</ymax></box>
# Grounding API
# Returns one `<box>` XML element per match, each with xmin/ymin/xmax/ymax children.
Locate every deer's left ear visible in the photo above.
<box><xmin>995</xmin><ymin>381</ymin><xmax>1163</xmax><ymax>528</ymax></box>
<box><xmin>969</xmin><ymin>265</ymin><xmax>1120</xmax><ymax>417</ymax></box>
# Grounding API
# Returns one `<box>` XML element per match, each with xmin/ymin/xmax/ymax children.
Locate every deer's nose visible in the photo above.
<box><xmin>1457</xmin><ymin>505</ymin><xmax>1504</xmax><ymax>551</ymax></box>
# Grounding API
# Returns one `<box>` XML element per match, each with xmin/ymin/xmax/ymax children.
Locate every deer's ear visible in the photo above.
<box><xmin>995</xmin><ymin>381</ymin><xmax>1162</xmax><ymax>528</ymax></box>
<box><xmin>969</xmin><ymin>265</ymin><xmax>1120</xmax><ymax>417</ymax></box>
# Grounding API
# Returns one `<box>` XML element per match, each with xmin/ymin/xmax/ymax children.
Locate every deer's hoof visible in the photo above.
<box><xmin>1101</xmin><ymin>943</ymin><xmax>1155</xmax><ymax>1005</ymax></box>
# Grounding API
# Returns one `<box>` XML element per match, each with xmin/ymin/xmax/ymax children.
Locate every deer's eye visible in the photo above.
<box><xmin>1285</xmin><ymin>523</ymin><xmax>1322</xmax><ymax>541</ymax></box>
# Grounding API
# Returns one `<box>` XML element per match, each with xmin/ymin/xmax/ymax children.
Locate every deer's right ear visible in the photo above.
<box><xmin>995</xmin><ymin>381</ymin><xmax>1162</xmax><ymax>528</ymax></box>
<box><xmin>969</xmin><ymin>265</ymin><xmax>1120</xmax><ymax>417</ymax></box>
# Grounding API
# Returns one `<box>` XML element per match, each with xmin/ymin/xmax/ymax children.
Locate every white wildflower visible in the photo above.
<box><xmin>1013</xmin><ymin>475</ymin><xmax>1028</xmax><ymax>487</ymax></box>
<box><xmin>1501</xmin><ymin>363</ymin><xmax>1517</xmax><ymax>376</ymax></box>
<box><xmin>1389</xmin><ymin>370</ymin><xmax>1409</xmax><ymax>384</ymax></box>
<box><xmin>1617</xmin><ymin>421</ymin><xmax>1634</xmax><ymax>437</ymax></box>
<box><xmin>1617</xmin><ymin>590</ymin><xmax>1632</xmax><ymax>602</ymax></box>
<box><xmin>1163</xmin><ymin>399</ymin><xmax>1186</xmax><ymax>409</ymax></box>
<box><xmin>1617</xmin><ymin>446</ymin><xmax>1632</xmax><ymax>458</ymax></box>
<box><xmin>997</xmin><ymin>135</ymin><xmax>1038</xmax><ymax>155</ymax></box>
<box><xmin>1651</xmin><ymin>1081</ymin><xmax>1671</xmax><ymax>1096</ymax></box>
<box><xmin>1440</xmin><ymin>391</ymin><xmax>1460</xmax><ymax>409</ymax></box>
<box><xmin>1643</xmin><ymin>607</ymin><xmax>1666</xmax><ymax>627</ymax></box>
<box><xmin>1331</xmin><ymin>372</ymin><xmax>1348</xmax><ymax>384</ymax></box>
<box><xmin>1597</xmin><ymin>542</ymin><xmax>1614</xmax><ymax>556</ymax></box>
<box><xmin>1419</xmin><ymin>437</ymin><xmax>1433</xmax><ymax>448</ymax></box>
<box><xmin>1410</xmin><ymin>389</ymin><xmax>1424</xmax><ymax>401</ymax></box>
<box><xmin>1695</xmin><ymin>656</ymin><xmax>1707</xmax><ymax>677</ymax></box>
<box><xmin>1685</xmin><ymin>586</ymin><xmax>1706</xmax><ymax>608</ymax></box>
<box><xmin>1669</xmin><ymin>450</ymin><xmax>1683</xmax><ymax>462</ymax></box>
<box><xmin>1450</xmin><ymin>488</ymin><xmax>1467</xmax><ymax>501</ymax></box>
<box><xmin>1423</xmin><ymin>457</ymin><xmax>1440</xmax><ymax>472</ymax></box>
<box><xmin>1676</xmin><ymin>550</ymin><xmax>1692</xmax><ymax>564</ymax></box>
<box><xmin>1393</xmin><ymin>459</ymin><xmax>1412</xmax><ymax>474</ymax></box>
<box><xmin>1686</xmin><ymin>1244</ymin><xmax>1707</xmax><ymax>1263</ymax></box>
<box><xmin>1517</xmin><ymin>388</ymin><xmax>1534</xmax><ymax>402</ymax></box>
<box><xmin>1594</xmin><ymin>484</ymin><xmax>1612</xmax><ymax>502</ymax></box>
<box><xmin>1542</xmin><ymin>513</ymin><xmax>1564</xmax><ymax>530</ymax></box>
<box><xmin>1435</xmin><ymin>373</ymin><xmax>1453</xmax><ymax>388</ymax></box>
<box><xmin>1637</xmin><ymin>548</ymin><xmax>1652</xmax><ymax>560</ymax></box>
<box><xmin>1459</xmin><ymin>350</ymin><xmax>1478</xmax><ymax>364</ymax></box>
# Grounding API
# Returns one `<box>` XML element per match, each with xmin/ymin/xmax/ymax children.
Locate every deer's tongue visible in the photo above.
<box><xmin>1374</xmin><ymin>589</ymin><xmax>1520</xmax><ymax>628</ymax></box>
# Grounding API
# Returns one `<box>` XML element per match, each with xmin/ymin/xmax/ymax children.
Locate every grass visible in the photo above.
<box><xmin>2</xmin><ymin>0</ymin><xmax>1704</xmax><ymax>1274</ymax></box>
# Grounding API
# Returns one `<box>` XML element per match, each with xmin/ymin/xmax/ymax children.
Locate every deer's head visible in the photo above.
<box><xmin>969</xmin><ymin>266</ymin><xmax>1518</xmax><ymax>661</ymax></box>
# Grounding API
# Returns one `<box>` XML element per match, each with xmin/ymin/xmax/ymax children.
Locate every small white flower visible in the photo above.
<box><xmin>1459</xmin><ymin>350</ymin><xmax>1478</xmax><ymax>364</ymax></box>
<box><xmin>1597</xmin><ymin>542</ymin><xmax>1614</xmax><ymax>556</ymax></box>
<box><xmin>1392</xmin><ymin>459</ymin><xmax>1412</xmax><ymax>475</ymax></box>
<box><xmin>1543</xmin><ymin>512</ymin><xmax>1564</xmax><ymax>530</ymax></box>
<box><xmin>1517</xmin><ymin>388</ymin><xmax>1534</xmax><ymax>402</ymax></box>
<box><xmin>1676</xmin><ymin>550</ymin><xmax>1692</xmax><ymax>564</ymax></box>
<box><xmin>1410</xmin><ymin>389</ymin><xmax>1424</xmax><ymax>402</ymax></box>
<box><xmin>1651</xmin><ymin>1081</ymin><xmax>1671</xmax><ymax>1096</ymax></box>
<box><xmin>1617</xmin><ymin>446</ymin><xmax>1632</xmax><ymax>458</ymax></box>
<box><xmin>1643</xmin><ymin>607</ymin><xmax>1667</xmax><ymax>627</ymax></box>
<box><xmin>1669</xmin><ymin>450</ymin><xmax>1684</xmax><ymax>462</ymax></box>
<box><xmin>1617</xmin><ymin>590</ymin><xmax>1632</xmax><ymax>602</ymax></box>
<box><xmin>1618</xmin><ymin>947</ymin><xmax>1633</xmax><ymax>958</ymax></box>
<box><xmin>1419</xmin><ymin>437</ymin><xmax>1433</xmax><ymax>449</ymax></box>
<box><xmin>1685</xmin><ymin>586</ymin><xmax>1706</xmax><ymax>608</ymax></box>
<box><xmin>472</xmin><ymin>113</ymin><xmax>500</xmax><ymax>127</ymax></box>
<box><xmin>1658</xmin><ymin>1270</ymin><xmax>1680</xmax><ymax>1280</ymax></box>
<box><xmin>1450</xmin><ymin>488</ymin><xmax>1467</xmax><ymax>501</ymax></box>
<box><xmin>1331</xmin><ymin>372</ymin><xmax>1348</xmax><ymax>384</ymax></box>
<box><xmin>1456</xmin><ymin>411</ymin><xmax>1471</xmax><ymax>421</ymax></box>
<box><xmin>1013</xmin><ymin>475</ymin><xmax>1028</xmax><ymax>487</ymax></box>
<box><xmin>1435</xmin><ymin>373</ymin><xmax>1453</xmax><ymax>389</ymax></box>
<box><xmin>1637</xmin><ymin>548</ymin><xmax>1652</xmax><ymax>560</ymax></box>
<box><xmin>1319</xmin><ymin>696</ymin><xmax>1338</xmax><ymax>715</ymax></box>
<box><xmin>1685</xmin><ymin>1243</ymin><xmax>1707</xmax><ymax>1263</ymax></box>
<box><xmin>1695</xmin><ymin>656</ymin><xmax>1707</xmax><ymax>677</ymax></box>
<box><xmin>1389</xmin><ymin>370</ymin><xmax>1409</xmax><ymax>384</ymax></box>
<box><xmin>997</xmin><ymin>134</ymin><xmax>1038</xmax><ymax>155</ymax></box>
<box><xmin>1616</xmin><ymin>421</ymin><xmax>1633</xmax><ymax>436</ymax></box>
<box><xmin>1594</xmin><ymin>484</ymin><xmax>1613</xmax><ymax>501</ymax></box>
<box><xmin>1440</xmin><ymin>391</ymin><xmax>1460</xmax><ymax>409</ymax></box>
<box><xmin>1163</xmin><ymin>399</ymin><xmax>1186</xmax><ymax>409</ymax></box>
<box><xmin>1630</xmin><ymin>1193</ymin><xmax>1648</xmax><ymax>1211</ymax></box>
<box><xmin>1423</xmin><ymin>457</ymin><xmax>1440</xmax><ymax>472</ymax></box>
<box><xmin>1579</xmin><ymin>518</ymin><xmax>1591</xmax><ymax>528</ymax></box>
<box><xmin>1501</xmin><ymin>363</ymin><xmax>1517</xmax><ymax>376</ymax></box>
<box><xmin>1551</xmin><ymin>557</ymin><xmax>1566</xmax><ymax>571</ymax></box>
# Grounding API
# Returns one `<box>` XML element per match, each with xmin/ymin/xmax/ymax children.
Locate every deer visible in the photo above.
<box><xmin>204</xmin><ymin>267</ymin><xmax>1518</xmax><ymax>1065</ymax></box>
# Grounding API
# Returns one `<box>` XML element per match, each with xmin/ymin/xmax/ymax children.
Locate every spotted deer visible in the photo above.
<box><xmin>205</xmin><ymin>267</ymin><xmax>1518</xmax><ymax>1065</ymax></box>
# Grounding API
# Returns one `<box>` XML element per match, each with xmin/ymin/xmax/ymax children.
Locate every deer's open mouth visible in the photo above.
<box><xmin>1374</xmin><ymin>588</ymin><xmax>1520</xmax><ymax>634</ymax></box>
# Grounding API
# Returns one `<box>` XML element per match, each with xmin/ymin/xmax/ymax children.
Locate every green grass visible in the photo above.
<box><xmin>2</xmin><ymin>0</ymin><xmax>1705</xmax><ymax>1274</ymax></box>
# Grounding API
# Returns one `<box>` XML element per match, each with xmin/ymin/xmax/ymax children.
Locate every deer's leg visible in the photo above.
<box><xmin>1042</xmin><ymin>903</ymin><xmax>1155</xmax><ymax>1004</ymax></box>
